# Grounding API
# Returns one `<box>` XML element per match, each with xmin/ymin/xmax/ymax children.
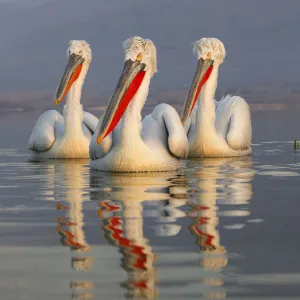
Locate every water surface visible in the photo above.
<box><xmin>1</xmin><ymin>112</ymin><xmax>300</xmax><ymax>299</ymax></box>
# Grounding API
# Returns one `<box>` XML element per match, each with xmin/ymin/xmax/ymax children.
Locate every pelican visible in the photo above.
<box><xmin>28</xmin><ymin>40</ymin><xmax>98</xmax><ymax>159</ymax></box>
<box><xmin>89</xmin><ymin>36</ymin><xmax>189</xmax><ymax>172</ymax></box>
<box><xmin>181</xmin><ymin>38</ymin><xmax>252</xmax><ymax>158</ymax></box>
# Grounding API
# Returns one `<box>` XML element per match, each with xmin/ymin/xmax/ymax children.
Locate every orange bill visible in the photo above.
<box><xmin>54</xmin><ymin>53</ymin><xmax>84</xmax><ymax>105</ymax></box>
<box><xmin>96</xmin><ymin>59</ymin><xmax>146</xmax><ymax>145</ymax></box>
<box><xmin>181</xmin><ymin>58</ymin><xmax>214</xmax><ymax>125</ymax></box>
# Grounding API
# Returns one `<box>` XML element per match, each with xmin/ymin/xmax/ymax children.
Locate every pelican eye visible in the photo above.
<box><xmin>136</xmin><ymin>53</ymin><xmax>143</xmax><ymax>61</ymax></box>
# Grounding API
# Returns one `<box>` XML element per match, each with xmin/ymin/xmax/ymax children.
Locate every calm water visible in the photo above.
<box><xmin>1</xmin><ymin>110</ymin><xmax>300</xmax><ymax>299</ymax></box>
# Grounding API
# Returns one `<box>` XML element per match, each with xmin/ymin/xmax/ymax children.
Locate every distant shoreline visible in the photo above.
<box><xmin>1</xmin><ymin>84</ymin><xmax>299</xmax><ymax>113</ymax></box>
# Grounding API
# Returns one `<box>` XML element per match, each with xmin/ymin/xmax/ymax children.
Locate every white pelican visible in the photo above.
<box><xmin>181</xmin><ymin>38</ymin><xmax>252</xmax><ymax>158</ymax></box>
<box><xmin>89</xmin><ymin>36</ymin><xmax>189</xmax><ymax>172</ymax></box>
<box><xmin>28</xmin><ymin>40</ymin><xmax>98</xmax><ymax>159</ymax></box>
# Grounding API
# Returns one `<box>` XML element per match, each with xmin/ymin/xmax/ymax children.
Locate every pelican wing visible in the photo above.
<box><xmin>82</xmin><ymin>111</ymin><xmax>99</xmax><ymax>134</ymax></box>
<box><xmin>28</xmin><ymin>110</ymin><xmax>63</xmax><ymax>152</ymax></box>
<box><xmin>152</xmin><ymin>104</ymin><xmax>189</xmax><ymax>158</ymax></box>
<box><xmin>215</xmin><ymin>95</ymin><xmax>252</xmax><ymax>150</ymax></box>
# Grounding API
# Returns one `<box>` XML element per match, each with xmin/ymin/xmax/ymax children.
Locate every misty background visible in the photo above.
<box><xmin>0</xmin><ymin>0</ymin><xmax>300</xmax><ymax>110</ymax></box>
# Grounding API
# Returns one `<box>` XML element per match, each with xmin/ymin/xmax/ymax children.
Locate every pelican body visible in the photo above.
<box><xmin>89</xmin><ymin>37</ymin><xmax>188</xmax><ymax>172</ymax></box>
<box><xmin>181</xmin><ymin>38</ymin><xmax>252</xmax><ymax>158</ymax></box>
<box><xmin>28</xmin><ymin>40</ymin><xmax>98</xmax><ymax>159</ymax></box>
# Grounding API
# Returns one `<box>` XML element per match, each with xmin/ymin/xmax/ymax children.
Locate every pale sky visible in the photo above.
<box><xmin>0</xmin><ymin>0</ymin><xmax>299</xmax><ymax>93</ymax></box>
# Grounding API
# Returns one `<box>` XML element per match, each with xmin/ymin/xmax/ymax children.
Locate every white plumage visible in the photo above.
<box><xmin>183</xmin><ymin>38</ymin><xmax>252</xmax><ymax>158</ymax></box>
<box><xmin>28</xmin><ymin>40</ymin><xmax>98</xmax><ymax>159</ymax></box>
<box><xmin>89</xmin><ymin>36</ymin><xmax>189</xmax><ymax>172</ymax></box>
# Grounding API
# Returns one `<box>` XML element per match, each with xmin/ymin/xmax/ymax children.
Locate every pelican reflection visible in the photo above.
<box><xmin>91</xmin><ymin>171</ymin><xmax>188</xmax><ymax>299</ymax></box>
<box><xmin>186</xmin><ymin>157</ymin><xmax>255</xmax><ymax>299</ymax></box>
<box><xmin>32</xmin><ymin>160</ymin><xmax>94</xmax><ymax>299</ymax></box>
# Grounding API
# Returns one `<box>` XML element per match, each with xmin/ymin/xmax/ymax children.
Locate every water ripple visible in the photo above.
<box><xmin>0</xmin><ymin>143</ymin><xmax>299</xmax><ymax>298</ymax></box>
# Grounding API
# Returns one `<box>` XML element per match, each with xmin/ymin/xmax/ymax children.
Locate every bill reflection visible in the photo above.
<box><xmin>51</xmin><ymin>161</ymin><xmax>94</xmax><ymax>300</ymax></box>
<box><xmin>187</xmin><ymin>158</ymin><xmax>255</xmax><ymax>299</ymax></box>
<box><xmin>91</xmin><ymin>172</ymin><xmax>188</xmax><ymax>299</ymax></box>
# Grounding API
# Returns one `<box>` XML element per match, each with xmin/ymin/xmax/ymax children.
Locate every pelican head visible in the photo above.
<box><xmin>96</xmin><ymin>36</ymin><xmax>157</xmax><ymax>145</ymax></box>
<box><xmin>54</xmin><ymin>40</ymin><xmax>92</xmax><ymax>105</ymax></box>
<box><xmin>181</xmin><ymin>38</ymin><xmax>226</xmax><ymax>124</ymax></box>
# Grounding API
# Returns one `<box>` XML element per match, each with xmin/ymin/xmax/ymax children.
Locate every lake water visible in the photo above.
<box><xmin>1</xmin><ymin>109</ymin><xmax>300</xmax><ymax>299</ymax></box>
